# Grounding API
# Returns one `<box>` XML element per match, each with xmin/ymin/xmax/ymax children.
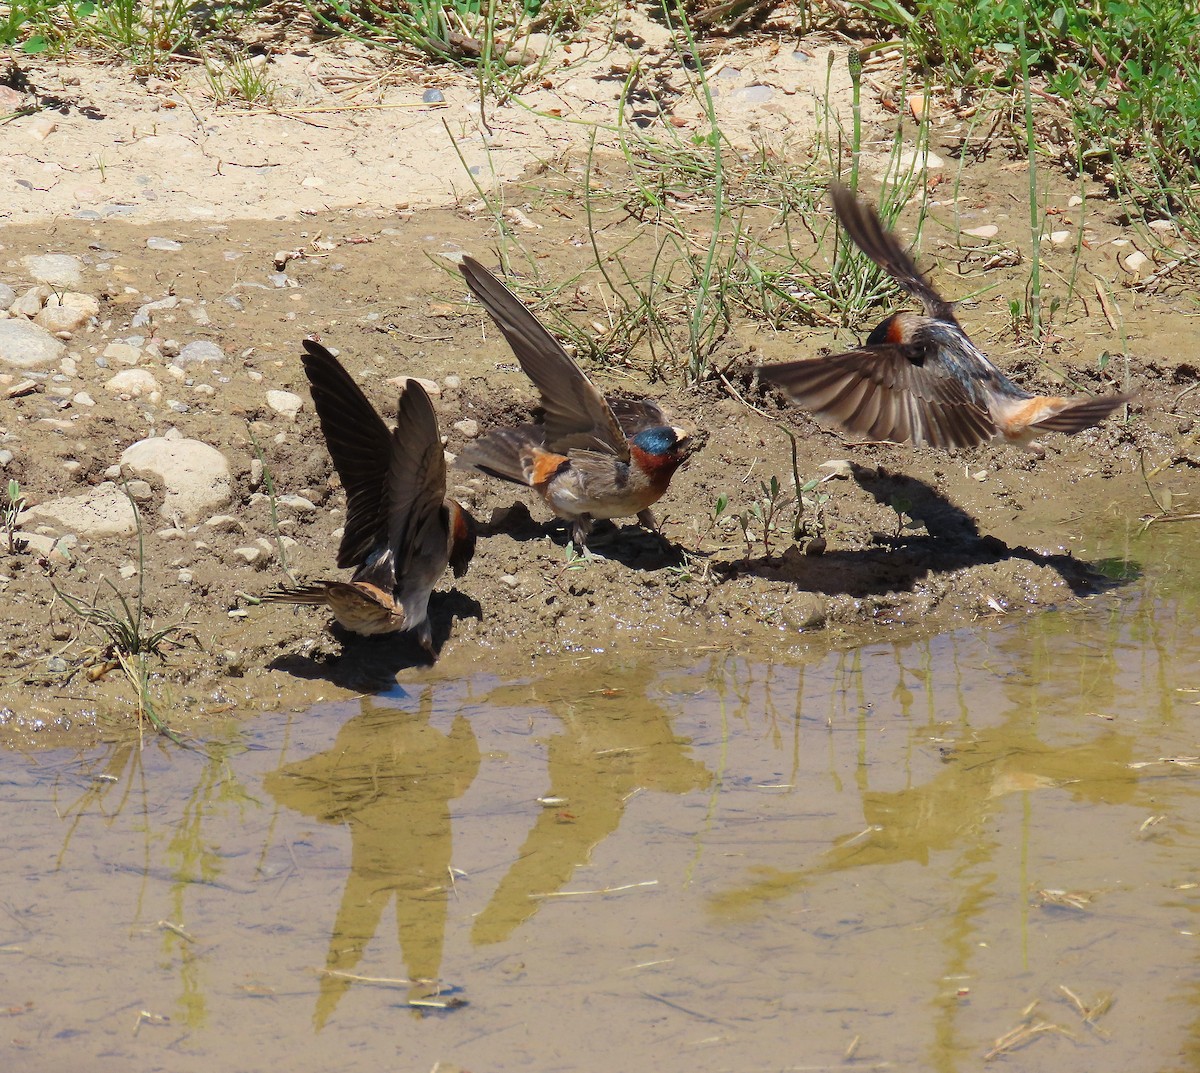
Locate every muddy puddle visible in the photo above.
<box><xmin>3</xmin><ymin>519</ymin><xmax>1198</xmax><ymax>1073</ymax></box>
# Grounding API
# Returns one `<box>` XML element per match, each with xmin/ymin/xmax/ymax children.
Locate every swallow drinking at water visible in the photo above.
<box><xmin>456</xmin><ymin>256</ymin><xmax>691</xmax><ymax>546</ymax></box>
<box><xmin>261</xmin><ymin>340</ymin><xmax>476</xmax><ymax>651</ymax></box>
<box><xmin>760</xmin><ymin>183</ymin><xmax>1131</xmax><ymax>453</ymax></box>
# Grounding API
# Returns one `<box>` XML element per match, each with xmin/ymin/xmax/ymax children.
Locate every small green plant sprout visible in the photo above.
<box><xmin>553</xmin><ymin>539</ymin><xmax>598</xmax><ymax>592</ymax></box>
<box><xmin>737</xmin><ymin>475</ymin><xmax>794</xmax><ymax>560</ymax></box>
<box><xmin>888</xmin><ymin>493</ymin><xmax>922</xmax><ymax>540</ymax></box>
<box><xmin>4</xmin><ymin>479</ymin><xmax>27</xmax><ymax>553</ymax></box>
<box><xmin>698</xmin><ymin>492</ymin><xmax>728</xmax><ymax>543</ymax></box>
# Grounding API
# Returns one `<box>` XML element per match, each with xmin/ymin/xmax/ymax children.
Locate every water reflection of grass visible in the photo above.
<box><xmin>54</xmin><ymin>726</ymin><xmax>260</xmax><ymax>1029</ymax></box>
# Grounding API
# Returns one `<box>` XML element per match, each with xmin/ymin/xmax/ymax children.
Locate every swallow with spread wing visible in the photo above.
<box><xmin>261</xmin><ymin>340</ymin><xmax>476</xmax><ymax>651</ymax></box>
<box><xmin>457</xmin><ymin>256</ymin><xmax>691</xmax><ymax>546</ymax></box>
<box><xmin>760</xmin><ymin>183</ymin><xmax>1132</xmax><ymax>453</ymax></box>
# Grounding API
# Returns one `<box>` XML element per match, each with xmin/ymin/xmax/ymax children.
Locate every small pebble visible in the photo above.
<box><xmin>423</xmin><ymin>88</ymin><xmax>445</xmax><ymax>103</ymax></box>
<box><xmin>146</xmin><ymin>237</ymin><xmax>183</xmax><ymax>252</ymax></box>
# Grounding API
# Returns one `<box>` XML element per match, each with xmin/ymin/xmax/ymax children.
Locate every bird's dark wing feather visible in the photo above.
<box><xmin>459</xmin><ymin>256</ymin><xmax>629</xmax><ymax>460</ymax></box>
<box><xmin>829</xmin><ymin>183</ymin><xmax>957</xmax><ymax>323</ymax></box>
<box><xmin>387</xmin><ymin>379</ymin><xmax>451</xmax><ymax>582</ymax></box>
<box><xmin>606</xmin><ymin>395</ymin><xmax>672</xmax><ymax>438</ymax></box>
<box><xmin>761</xmin><ymin>345</ymin><xmax>996</xmax><ymax>449</ymax></box>
<box><xmin>300</xmin><ymin>339</ymin><xmax>393</xmax><ymax>569</ymax></box>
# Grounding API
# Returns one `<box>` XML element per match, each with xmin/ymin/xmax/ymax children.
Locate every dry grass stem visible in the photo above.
<box><xmin>531</xmin><ymin>879</ymin><xmax>658</xmax><ymax>898</ymax></box>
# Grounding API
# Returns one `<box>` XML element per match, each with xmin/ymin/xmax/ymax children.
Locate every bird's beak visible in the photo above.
<box><xmin>672</xmin><ymin>426</ymin><xmax>691</xmax><ymax>450</ymax></box>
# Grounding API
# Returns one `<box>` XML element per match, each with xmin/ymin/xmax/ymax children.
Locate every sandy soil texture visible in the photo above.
<box><xmin>0</xmin><ymin>25</ymin><xmax>1193</xmax><ymax>744</ymax></box>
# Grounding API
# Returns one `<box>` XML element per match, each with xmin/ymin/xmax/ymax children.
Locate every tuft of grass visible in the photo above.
<box><xmin>4</xmin><ymin>479</ymin><xmax>27</xmax><ymax>553</ymax></box>
<box><xmin>247</xmin><ymin>424</ymin><xmax>297</xmax><ymax>586</ymax></box>
<box><xmin>52</xmin><ymin>486</ymin><xmax>193</xmax><ymax>740</ymax></box>
<box><xmin>846</xmin><ymin>0</ymin><xmax>1200</xmax><ymax>227</ymax></box>
<box><xmin>205</xmin><ymin>48</ymin><xmax>278</xmax><ymax>108</ymax></box>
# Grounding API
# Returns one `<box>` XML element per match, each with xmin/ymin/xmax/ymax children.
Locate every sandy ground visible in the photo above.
<box><xmin>0</xmin><ymin>20</ymin><xmax>1194</xmax><ymax>745</ymax></box>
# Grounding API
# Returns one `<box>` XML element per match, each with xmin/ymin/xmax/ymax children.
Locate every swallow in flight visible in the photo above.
<box><xmin>760</xmin><ymin>183</ymin><xmax>1131</xmax><ymax>453</ymax></box>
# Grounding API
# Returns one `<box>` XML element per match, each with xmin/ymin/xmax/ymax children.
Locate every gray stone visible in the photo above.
<box><xmin>0</xmin><ymin>320</ymin><xmax>67</xmax><ymax>368</ymax></box>
<box><xmin>177</xmin><ymin>340</ymin><xmax>225</xmax><ymax>364</ymax></box>
<box><xmin>147</xmin><ymin>237</ymin><xmax>183</xmax><ymax>251</ymax></box>
<box><xmin>0</xmin><ymin>283</ymin><xmax>15</xmax><ymax>308</ymax></box>
<box><xmin>120</xmin><ymin>430</ymin><xmax>232</xmax><ymax>522</ymax></box>
<box><xmin>731</xmin><ymin>85</ymin><xmax>775</xmax><ymax>104</ymax></box>
<box><xmin>131</xmin><ymin>295</ymin><xmax>179</xmax><ymax>328</ymax></box>
<box><xmin>22</xmin><ymin>254</ymin><xmax>83</xmax><ymax>288</ymax></box>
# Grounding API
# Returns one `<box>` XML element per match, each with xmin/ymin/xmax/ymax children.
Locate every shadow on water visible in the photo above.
<box><xmin>3</xmin><ymin>524</ymin><xmax>1200</xmax><ymax>1072</ymax></box>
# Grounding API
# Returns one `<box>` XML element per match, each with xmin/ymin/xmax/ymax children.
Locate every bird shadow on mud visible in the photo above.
<box><xmin>267</xmin><ymin>589</ymin><xmax>483</xmax><ymax>692</ymax></box>
<box><xmin>729</xmin><ymin>463</ymin><xmax>1139</xmax><ymax>598</ymax></box>
<box><xmin>479</xmin><ymin>501</ymin><xmax>688</xmax><ymax>572</ymax></box>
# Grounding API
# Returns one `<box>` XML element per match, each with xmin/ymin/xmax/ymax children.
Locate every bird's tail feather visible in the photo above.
<box><xmin>1029</xmin><ymin>393</ymin><xmax>1132</xmax><ymax>434</ymax></box>
<box><xmin>260</xmin><ymin>584</ymin><xmax>330</xmax><ymax>606</ymax></box>
<box><xmin>456</xmin><ymin>426</ymin><xmax>545</xmax><ymax>486</ymax></box>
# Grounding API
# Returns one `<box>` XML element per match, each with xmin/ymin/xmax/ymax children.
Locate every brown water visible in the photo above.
<box><xmin>4</xmin><ymin>523</ymin><xmax>1199</xmax><ymax>1073</ymax></box>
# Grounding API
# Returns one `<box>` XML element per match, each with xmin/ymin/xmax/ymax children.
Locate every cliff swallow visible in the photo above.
<box><xmin>456</xmin><ymin>256</ymin><xmax>691</xmax><ymax>546</ymax></box>
<box><xmin>261</xmin><ymin>340</ymin><xmax>476</xmax><ymax>651</ymax></box>
<box><xmin>760</xmin><ymin>183</ymin><xmax>1132</xmax><ymax>453</ymax></box>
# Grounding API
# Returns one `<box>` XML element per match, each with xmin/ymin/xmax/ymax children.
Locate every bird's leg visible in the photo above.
<box><xmin>636</xmin><ymin>508</ymin><xmax>659</xmax><ymax>533</ymax></box>
<box><xmin>416</xmin><ymin>621</ymin><xmax>435</xmax><ymax>657</ymax></box>
<box><xmin>570</xmin><ymin>515</ymin><xmax>593</xmax><ymax>548</ymax></box>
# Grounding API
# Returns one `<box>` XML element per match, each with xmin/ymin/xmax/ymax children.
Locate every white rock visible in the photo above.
<box><xmin>1048</xmin><ymin>230</ymin><xmax>1072</xmax><ymax>244</ymax></box>
<box><xmin>27</xmin><ymin>115</ymin><xmax>57</xmax><ymax>141</ymax></box>
<box><xmin>230</xmin><ymin>546</ymin><xmax>266</xmax><ymax>566</ymax></box>
<box><xmin>1123</xmin><ymin>250</ymin><xmax>1151</xmax><ymax>273</ymax></box>
<box><xmin>0</xmin><ymin>283</ymin><xmax>15</xmax><ymax>308</ymax></box>
<box><xmin>18</xmin><ymin>481</ymin><xmax>138</xmax><ymax>537</ymax></box>
<box><xmin>11</xmin><ymin>285</ymin><xmax>50</xmax><ymax>317</ymax></box>
<box><xmin>34</xmin><ymin>300</ymin><xmax>93</xmax><ymax>334</ymax></box>
<box><xmin>22</xmin><ymin>254</ymin><xmax>83</xmax><ymax>288</ymax></box>
<box><xmin>205</xmin><ymin>514</ymin><xmax>244</xmax><ymax>532</ymax></box>
<box><xmin>131</xmin><ymin>295</ymin><xmax>178</xmax><ymax>328</ymax></box>
<box><xmin>146</xmin><ymin>237</ymin><xmax>183</xmax><ymax>251</ymax></box>
<box><xmin>896</xmin><ymin>148</ymin><xmax>944</xmax><ymax>170</ymax></box>
<box><xmin>72</xmin><ymin>392</ymin><xmax>95</xmax><ymax>407</ymax></box>
<box><xmin>962</xmin><ymin>225</ymin><xmax>998</xmax><ymax>239</ymax></box>
<box><xmin>277</xmin><ymin>493</ymin><xmax>316</xmax><ymax>512</ymax></box>
<box><xmin>0</xmin><ymin>320</ymin><xmax>67</xmax><ymax>368</ymax></box>
<box><xmin>120</xmin><ymin>433</ymin><xmax>233</xmax><ymax>521</ymax></box>
<box><xmin>453</xmin><ymin>418</ymin><xmax>480</xmax><ymax>438</ymax></box>
<box><xmin>104</xmin><ymin>368</ymin><xmax>160</xmax><ymax>397</ymax></box>
<box><xmin>389</xmin><ymin>375</ymin><xmax>441</xmax><ymax>396</ymax></box>
<box><xmin>103</xmin><ymin>341</ymin><xmax>143</xmax><ymax>366</ymax></box>
<box><xmin>266</xmin><ymin>389</ymin><xmax>303</xmax><ymax>420</ymax></box>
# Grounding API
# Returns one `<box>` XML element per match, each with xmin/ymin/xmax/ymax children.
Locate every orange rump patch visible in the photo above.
<box><xmin>527</xmin><ymin>450</ymin><xmax>571</xmax><ymax>489</ymax></box>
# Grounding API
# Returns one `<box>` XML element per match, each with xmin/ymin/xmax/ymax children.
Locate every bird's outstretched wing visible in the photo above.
<box><xmin>460</xmin><ymin>256</ymin><xmax>629</xmax><ymax>460</ymax></box>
